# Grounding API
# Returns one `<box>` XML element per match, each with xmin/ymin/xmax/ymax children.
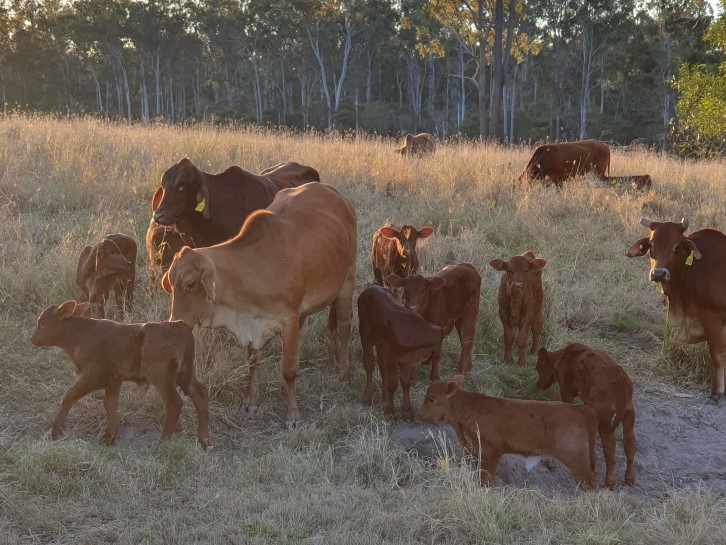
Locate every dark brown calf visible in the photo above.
<box><xmin>490</xmin><ymin>251</ymin><xmax>547</xmax><ymax>366</ymax></box>
<box><xmin>358</xmin><ymin>285</ymin><xmax>446</xmax><ymax>420</ymax></box>
<box><xmin>146</xmin><ymin>187</ymin><xmax>195</xmax><ymax>285</ymax></box>
<box><xmin>30</xmin><ymin>300</ymin><xmax>210</xmax><ymax>449</ymax></box>
<box><xmin>419</xmin><ymin>376</ymin><xmax>597</xmax><ymax>490</ymax></box>
<box><xmin>536</xmin><ymin>344</ymin><xmax>636</xmax><ymax>488</ymax></box>
<box><xmin>387</xmin><ymin>263</ymin><xmax>481</xmax><ymax>373</ymax></box>
<box><xmin>397</xmin><ymin>133</ymin><xmax>436</xmax><ymax>156</ymax></box>
<box><xmin>371</xmin><ymin>224</ymin><xmax>434</xmax><ymax>287</ymax></box>
<box><xmin>76</xmin><ymin>233</ymin><xmax>137</xmax><ymax>319</ymax></box>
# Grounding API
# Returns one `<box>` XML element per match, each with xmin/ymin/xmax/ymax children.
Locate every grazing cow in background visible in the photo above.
<box><xmin>76</xmin><ymin>233</ymin><xmax>137</xmax><ymax>319</ymax></box>
<box><xmin>162</xmin><ymin>183</ymin><xmax>357</xmax><ymax>428</ymax></box>
<box><xmin>371</xmin><ymin>224</ymin><xmax>434</xmax><ymax>287</ymax></box>
<box><xmin>627</xmin><ymin>217</ymin><xmax>726</xmax><ymax>405</ymax></box>
<box><xmin>520</xmin><ymin>140</ymin><xmax>610</xmax><ymax>187</ymax></box>
<box><xmin>419</xmin><ymin>375</ymin><xmax>597</xmax><ymax>490</ymax></box>
<box><xmin>536</xmin><ymin>343</ymin><xmax>636</xmax><ymax>488</ymax></box>
<box><xmin>358</xmin><ymin>285</ymin><xmax>447</xmax><ymax>420</ymax></box>
<box><xmin>30</xmin><ymin>300</ymin><xmax>210</xmax><ymax>449</ymax></box>
<box><xmin>146</xmin><ymin>187</ymin><xmax>196</xmax><ymax>285</ymax></box>
<box><xmin>490</xmin><ymin>251</ymin><xmax>547</xmax><ymax>367</ymax></box>
<box><xmin>387</xmin><ymin>263</ymin><xmax>481</xmax><ymax>373</ymax></box>
<box><xmin>397</xmin><ymin>132</ymin><xmax>436</xmax><ymax>156</ymax></box>
<box><xmin>152</xmin><ymin>158</ymin><xmax>320</xmax><ymax>247</ymax></box>
<box><xmin>605</xmin><ymin>175</ymin><xmax>652</xmax><ymax>191</ymax></box>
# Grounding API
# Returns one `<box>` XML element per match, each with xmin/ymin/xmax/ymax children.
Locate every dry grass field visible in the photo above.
<box><xmin>1</xmin><ymin>116</ymin><xmax>726</xmax><ymax>544</ymax></box>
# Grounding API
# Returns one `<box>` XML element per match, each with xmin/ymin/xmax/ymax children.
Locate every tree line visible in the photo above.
<box><xmin>1</xmin><ymin>0</ymin><xmax>724</xmax><ymax>154</ymax></box>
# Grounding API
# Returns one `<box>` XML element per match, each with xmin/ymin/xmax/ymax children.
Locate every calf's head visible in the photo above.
<box><xmin>95</xmin><ymin>238</ymin><xmax>132</xmax><ymax>275</ymax></box>
<box><xmin>419</xmin><ymin>375</ymin><xmax>463</xmax><ymax>422</ymax></box>
<box><xmin>626</xmin><ymin>218</ymin><xmax>701</xmax><ymax>286</ymax></box>
<box><xmin>30</xmin><ymin>300</ymin><xmax>91</xmax><ymax>347</ymax></box>
<box><xmin>378</xmin><ymin>224</ymin><xmax>434</xmax><ymax>271</ymax></box>
<box><xmin>386</xmin><ymin>273</ymin><xmax>444</xmax><ymax>313</ymax></box>
<box><xmin>162</xmin><ymin>246</ymin><xmax>216</xmax><ymax>326</ymax></box>
<box><xmin>153</xmin><ymin>158</ymin><xmax>209</xmax><ymax>226</ymax></box>
<box><xmin>535</xmin><ymin>347</ymin><xmax>557</xmax><ymax>390</ymax></box>
<box><xmin>490</xmin><ymin>252</ymin><xmax>547</xmax><ymax>299</ymax></box>
<box><xmin>397</xmin><ymin>133</ymin><xmax>414</xmax><ymax>155</ymax></box>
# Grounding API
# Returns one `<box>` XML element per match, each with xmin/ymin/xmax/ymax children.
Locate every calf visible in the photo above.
<box><xmin>371</xmin><ymin>224</ymin><xmax>434</xmax><ymax>287</ymax></box>
<box><xmin>605</xmin><ymin>175</ymin><xmax>652</xmax><ymax>191</ymax></box>
<box><xmin>146</xmin><ymin>187</ymin><xmax>195</xmax><ymax>285</ymax></box>
<box><xmin>358</xmin><ymin>285</ymin><xmax>447</xmax><ymax>420</ymax></box>
<box><xmin>76</xmin><ymin>233</ymin><xmax>137</xmax><ymax>319</ymax></box>
<box><xmin>397</xmin><ymin>132</ymin><xmax>436</xmax><ymax>156</ymax></box>
<box><xmin>419</xmin><ymin>375</ymin><xmax>597</xmax><ymax>490</ymax></box>
<box><xmin>490</xmin><ymin>251</ymin><xmax>547</xmax><ymax>366</ymax></box>
<box><xmin>30</xmin><ymin>300</ymin><xmax>210</xmax><ymax>449</ymax></box>
<box><xmin>536</xmin><ymin>344</ymin><xmax>635</xmax><ymax>488</ymax></box>
<box><xmin>387</xmin><ymin>263</ymin><xmax>481</xmax><ymax>373</ymax></box>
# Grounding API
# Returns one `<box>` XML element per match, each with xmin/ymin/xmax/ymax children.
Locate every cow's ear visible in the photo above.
<box><xmin>151</xmin><ymin>187</ymin><xmax>164</xmax><ymax>212</ymax></box>
<box><xmin>161</xmin><ymin>270</ymin><xmax>173</xmax><ymax>293</ymax></box>
<box><xmin>379</xmin><ymin>226</ymin><xmax>398</xmax><ymax>239</ymax></box>
<box><xmin>489</xmin><ymin>259</ymin><xmax>507</xmax><ymax>272</ymax></box>
<box><xmin>386</xmin><ymin>274</ymin><xmax>405</xmax><ymax>288</ymax></box>
<box><xmin>445</xmin><ymin>375</ymin><xmax>463</xmax><ymax>397</ymax></box>
<box><xmin>684</xmin><ymin>238</ymin><xmax>703</xmax><ymax>260</ymax></box>
<box><xmin>200</xmin><ymin>258</ymin><xmax>217</xmax><ymax>303</ymax></box>
<box><xmin>72</xmin><ymin>302</ymin><xmax>91</xmax><ymax>316</ymax></box>
<box><xmin>529</xmin><ymin>258</ymin><xmax>547</xmax><ymax>271</ymax></box>
<box><xmin>56</xmin><ymin>300</ymin><xmax>77</xmax><ymax>318</ymax></box>
<box><xmin>195</xmin><ymin>172</ymin><xmax>210</xmax><ymax>220</ymax></box>
<box><xmin>429</xmin><ymin>276</ymin><xmax>445</xmax><ymax>291</ymax></box>
<box><xmin>626</xmin><ymin>237</ymin><xmax>650</xmax><ymax>258</ymax></box>
<box><xmin>418</xmin><ymin>226</ymin><xmax>434</xmax><ymax>239</ymax></box>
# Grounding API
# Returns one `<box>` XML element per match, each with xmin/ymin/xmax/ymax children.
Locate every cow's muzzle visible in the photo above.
<box><xmin>650</xmin><ymin>268</ymin><xmax>670</xmax><ymax>283</ymax></box>
<box><xmin>153</xmin><ymin>209</ymin><xmax>174</xmax><ymax>226</ymax></box>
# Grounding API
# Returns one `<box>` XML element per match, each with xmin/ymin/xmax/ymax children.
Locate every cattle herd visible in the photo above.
<box><xmin>28</xmin><ymin>137</ymin><xmax>725</xmax><ymax>493</ymax></box>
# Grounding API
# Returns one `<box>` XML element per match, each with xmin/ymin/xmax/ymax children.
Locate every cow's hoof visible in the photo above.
<box><xmin>286</xmin><ymin>419</ymin><xmax>302</xmax><ymax>430</ymax></box>
<box><xmin>703</xmin><ymin>396</ymin><xmax>719</xmax><ymax>406</ymax></box>
<box><xmin>244</xmin><ymin>405</ymin><xmax>257</xmax><ymax>417</ymax></box>
<box><xmin>624</xmin><ymin>475</ymin><xmax>635</xmax><ymax>487</ymax></box>
<box><xmin>100</xmin><ymin>433</ymin><xmax>117</xmax><ymax>446</ymax></box>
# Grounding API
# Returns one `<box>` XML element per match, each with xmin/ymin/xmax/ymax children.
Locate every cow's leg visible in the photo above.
<box><xmin>560</xmin><ymin>443</ymin><xmax>596</xmax><ymax>492</ymax></box>
<box><xmin>400</xmin><ymin>364</ymin><xmax>414</xmax><ymax>422</ymax></box>
<box><xmin>701</xmin><ymin>314</ymin><xmax>726</xmax><ymax>404</ymax></box>
<box><xmin>382</xmin><ymin>358</ymin><xmax>398</xmax><ymax>418</ymax></box>
<box><xmin>153</xmin><ymin>380</ymin><xmax>183</xmax><ymax>442</ymax></box>
<box><xmin>101</xmin><ymin>381</ymin><xmax>122</xmax><ymax>446</ymax></box>
<box><xmin>280</xmin><ymin>320</ymin><xmax>302</xmax><ymax>428</ymax></box>
<box><xmin>243</xmin><ymin>346</ymin><xmax>261</xmax><ymax>416</ymax></box>
<box><xmin>477</xmin><ymin>446</ymin><xmax>497</xmax><ymax>487</ymax></box>
<box><xmin>622</xmin><ymin>408</ymin><xmax>636</xmax><ymax>486</ymax></box>
<box><xmin>501</xmin><ymin>312</ymin><xmax>514</xmax><ymax>364</ymax></box>
<box><xmin>597</xmin><ymin>416</ymin><xmax>617</xmax><ymax>489</ymax></box>
<box><xmin>515</xmin><ymin>323</ymin><xmax>529</xmax><ymax>367</ymax></box>
<box><xmin>360</xmin><ymin>321</ymin><xmax>375</xmax><ymax>407</ymax></box>
<box><xmin>331</xmin><ymin>267</ymin><xmax>355</xmax><ymax>380</ymax></box>
<box><xmin>186</xmin><ymin>376</ymin><xmax>210</xmax><ymax>450</ymax></box>
<box><xmin>51</xmin><ymin>376</ymin><xmax>98</xmax><ymax>440</ymax></box>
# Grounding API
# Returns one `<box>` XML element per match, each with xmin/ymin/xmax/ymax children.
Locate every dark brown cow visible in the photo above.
<box><xmin>419</xmin><ymin>375</ymin><xmax>597</xmax><ymax>490</ymax></box>
<box><xmin>536</xmin><ymin>343</ymin><xmax>636</xmax><ymax>488</ymax></box>
<box><xmin>397</xmin><ymin>132</ymin><xmax>436</xmax><ymax>156</ymax></box>
<box><xmin>605</xmin><ymin>175</ymin><xmax>652</xmax><ymax>191</ymax></box>
<box><xmin>520</xmin><ymin>140</ymin><xmax>610</xmax><ymax>187</ymax></box>
<box><xmin>76</xmin><ymin>234</ymin><xmax>137</xmax><ymax>319</ymax></box>
<box><xmin>387</xmin><ymin>263</ymin><xmax>481</xmax><ymax>373</ymax></box>
<box><xmin>490</xmin><ymin>251</ymin><xmax>547</xmax><ymax>367</ymax></box>
<box><xmin>371</xmin><ymin>224</ymin><xmax>434</xmax><ymax>287</ymax></box>
<box><xmin>358</xmin><ymin>284</ymin><xmax>447</xmax><ymax>420</ymax></box>
<box><xmin>152</xmin><ymin>158</ymin><xmax>320</xmax><ymax>247</ymax></box>
<box><xmin>627</xmin><ymin>218</ymin><xmax>726</xmax><ymax>404</ymax></box>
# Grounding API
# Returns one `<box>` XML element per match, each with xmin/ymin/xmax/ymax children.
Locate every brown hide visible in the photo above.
<box><xmin>371</xmin><ymin>223</ymin><xmax>434</xmax><ymax>287</ymax></box>
<box><xmin>397</xmin><ymin>133</ymin><xmax>436</xmax><ymax>156</ymax></box>
<box><xmin>521</xmin><ymin>140</ymin><xmax>610</xmax><ymax>187</ymax></box>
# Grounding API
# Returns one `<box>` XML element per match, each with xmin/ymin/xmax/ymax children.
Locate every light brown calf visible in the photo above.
<box><xmin>536</xmin><ymin>343</ymin><xmax>636</xmax><ymax>488</ymax></box>
<box><xmin>371</xmin><ymin>223</ymin><xmax>434</xmax><ymax>287</ymax></box>
<box><xmin>397</xmin><ymin>132</ymin><xmax>436</xmax><ymax>156</ymax></box>
<box><xmin>30</xmin><ymin>300</ymin><xmax>210</xmax><ymax>449</ymax></box>
<box><xmin>419</xmin><ymin>376</ymin><xmax>597</xmax><ymax>490</ymax></box>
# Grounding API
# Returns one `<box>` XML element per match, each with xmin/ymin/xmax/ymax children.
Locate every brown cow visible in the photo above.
<box><xmin>76</xmin><ymin>233</ymin><xmax>137</xmax><ymax>319</ymax></box>
<box><xmin>146</xmin><ymin>187</ymin><xmax>196</xmax><ymax>285</ymax></box>
<box><xmin>152</xmin><ymin>158</ymin><xmax>320</xmax><ymax>247</ymax></box>
<box><xmin>397</xmin><ymin>132</ymin><xmax>436</xmax><ymax>156</ymax></box>
<box><xmin>419</xmin><ymin>375</ymin><xmax>597</xmax><ymax>490</ymax></box>
<box><xmin>536</xmin><ymin>343</ymin><xmax>636</xmax><ymax>488</ymax></box>
<box><xmin>627</xmin><ymin>218</ymin><xmax>726</xmax><ymax>405</ymax></box>
<box><xmin>30</xmin><ymin>300</ymin><xmax>210</xmax><ymax>449</ymax></box>
<box><xmin>605</xmin><ymin>175</ymin><xmax>652</xmax><ymax>191</ymax></box>
<box><xmin>162</xmin><ymin>183</ymin><xmax>357</xmax><ymax>428</ymax></box>
<box><xmin>386</xmin><ymin>263</ymin><xmax>481</xmax><ymax>373</ymax></box>
<box><xmin>489</xmin><ymin>251</ymin><xmax>547</xmax><ymax>367</ymax></box>
<box><xmin>520</xmin><ymin>140</ymin><xmax>610</xmax><ymax>187</ymax></box>
<box><xmin>358</xmin><ymin>284</ymin><xmax>447</xmax><ymax>420</ymax></box>
<box><xmin>371</xmin><ymin>224</ymin><xmax>434</xmax><ymax>287</ymax></box>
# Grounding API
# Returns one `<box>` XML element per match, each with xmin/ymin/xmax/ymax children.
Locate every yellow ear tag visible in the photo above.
<box><xmin>195</xmin><ymin>199</ymin><xmax>206</xmax><ymax>213</ymax></box>
<box><xmin>685</xmin><ymin>250</ymin><xmax>694</xmax><ymax>266</ymax></box>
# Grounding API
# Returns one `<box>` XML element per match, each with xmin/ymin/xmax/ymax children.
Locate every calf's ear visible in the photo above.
<box><xmin>379</xmin><ymin>226</ymin><xmax>398</xmax><ymax>239</ymax></box>
<box><xmin>386</xmin><ymin>274</ymin><xmax>405</xmax><ymax>288</ymax></box>
<box><xmin>418</xmin><ymin>226</ymin><xmax>434</xmax><ymax>239</ymax></box>
<box><xmin>489</xmin><ymin>259</ymin><xmax>507</xmax><ymax>272</ymax></box>
<box><xmin>161</xmin><ymin>271</ymin><xmax>173</xmax><ymax>293</ymax></box>
<box><xmin>151</xmin><ymin>187</ymin><xmax>164</xmax><ymax>212</ymax></box>
<box><xmin>200</xmin><ymin>261</ymin><xmax>217</xmax><ymax>303</ymax></box>
<box><xmin>529</xmin><ymin>258</ymin><xmax>547</xmax><ymax>271</ymax></box>
<box><xmin>626</xmin><ymin>237</ymin><xmax>650</xmax><ymax>258</ymax></box>
<box><xmin>73</xmin><ymin>302</ymin><xmax>91</xmax><ymax>316</ymax></box>
<box><xmin>56</xmin><ymin>300</ymin><xmax>77</xmax><ymax>318</ymax></box>
<box><xmin>445</xmin><ymin>375</ymin><xmax>463</xmax><ymax>397</ymax></box>
<box><xmin>537</xmin><ymin>347</ymin><xmax>548</xmax><ymax>359</ymax></box>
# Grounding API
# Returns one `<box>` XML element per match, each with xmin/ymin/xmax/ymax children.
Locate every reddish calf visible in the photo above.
<box><xmin>387</xmin><ymin>263</ymin><xmax>481</xmax><ymax>373</ymax></box>
<box><xmin>490</xmin><ymin>251</ymin><xmax>547</xmax><ymax>366</ymax></box>
<box><xmin>358</xmin><ymin>285</ymin><xmax>446</xmax><ymax>420</ymax></box>
<box><xmin>76</xmin><ymin>233</ymin><xmax>137</xmax><ymax>319</ymax></box>
<box><xmin>536</xmin><ymin>344</ymin><xmax>636</xmax><ymax>488</ymax></box>
<box><xmin>419</xmin><ymin>376</ymin><xmax>597</xmax><ymax>490</ymax></box>
<box><xmin>30</xmin><ymin>300</ymin><xmax>210</xmax><ymax>449</ymax></box>
<box><xmin>371</xmin><ymin>224</ymin><xmax>434</xmax><ymax>287</ymax></box>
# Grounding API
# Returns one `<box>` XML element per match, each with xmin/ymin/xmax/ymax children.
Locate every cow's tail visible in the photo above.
<box><xmin>610</xmin><ymin>383</ymin><xmax>632</xmax><ymax>432</ymax></box>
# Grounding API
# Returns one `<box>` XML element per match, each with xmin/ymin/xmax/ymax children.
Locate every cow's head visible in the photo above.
<box><xmin>378</xmin><ymin>224</ymin><xmax>434</xmax><ymax>271</ymax></box>
<box><xmin>386</xmin><ymin>273</ymin><xmax>444</xmax><ymax>314</ymax></box>
<box><xmin>95</xmin><ymin>237</ymin><xmax>132</xmax><ymax>275</ymax></box>
<box><xmin>397</xmin><ymin>133</ymin><xmax>414</xmax><ymax>155</ymax></box>
<box><xmin>535</xmin><ymin>347</ymin><xmax>558</xmax><ymax>390</ymax></box>
<box><xmin>626</xmin><ymin>218</ymin><xmax>702</xmax><ymax>286</ymax></box>
<box><xmin>153</xmin><ymin>158</ymin><xmax>209</xmax><ymax>226</ymax></box>
<box><xmin>418</xmin><ymin>375</ymin><xmax>463</xmax><ymax>422</ymax></box>
<box><xmin>30</xmin><ymin>300</ymin><xmax>91</xmax><ymax>347</ymax></box>
<box><xmin>489</xmin><ymin>251</ymin><xmax>547</xmax><ymax>299</ymax></box>
<box><xmin>161</xmin><ymin>246</ymin><xmax>216</xmax><ymax>326</ymax></box>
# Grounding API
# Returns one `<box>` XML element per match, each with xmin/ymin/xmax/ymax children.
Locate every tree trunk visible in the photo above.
<box><xmin>489</xmin><ymin>0</ymin><xmax>504</xmax><ymax>139</ymax></box>
<box><xmin>306</xmin><ymin>23</ymin><xmax>333</xmax><ymax>130</ymax></box>
<box><xmin>477</xmin><ymin>0</ymin><xmax>488</xmax><ymax>137</ymax></box>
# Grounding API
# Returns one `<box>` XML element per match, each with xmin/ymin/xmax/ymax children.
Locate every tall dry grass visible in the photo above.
<box><xmin>1</xmin><ymin>115</ymin><xmax>725</xmax><ymax>544</ymax></box>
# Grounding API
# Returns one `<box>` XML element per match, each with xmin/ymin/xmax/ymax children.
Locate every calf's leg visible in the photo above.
<box><xmin>187</xmin><ymin>376</ymin><xmax>210</xmax><ymax>450</ymax></box>
<box><xmin>152</xmin><ymin>379</ymin><xmax>183</xmax><ymax>441</ymax></box>
<box><xmin>243</xmin><ymin>346</ymin><xmax>261</xmax><ymax>416</ymax></box>
<box><xmin>399</xmin><ymin>363</ymin><xmax>414</xmax><ymax>422</ymax></box>
<box><xmin>598</xmin><ymin>418</ymin><xmax>617</xmax><ymax>489</ymax></box>
<box><xmin>515</xmin><ymin>324</ymin><xmax>529</xmax><ymax>367</ymax></box>
<box><xmin>102</xmin><ymin>381</ymin><xmax>122</xmax><ymax>446</ymax></box>
<box><xmin>52</xmin><ymin>377</ymin><xmax>98</xmax><ymax>440</ymax></box>
<box><xmin>622</xmin><ymin>409</ymin><xmax>636</xmax><ymax>486</ymax></box>
<box><xmin>456</xmin><ymin>315</ymin><xmax>476</xmax><ymax>373</ymax></box>
<box><xmin>501</xmin><ymin>317</ymin><xmax>514</xmax><ymax>365</ymax></box>
<box><xmin>382</xmin><ymin>358</ymin><xmax>399</xmax><ymax>418</ymax></box>
<box><xmin>360</xmin><ymin>322</ymin><xmax>375</xmax><ymax>407</ymax></box>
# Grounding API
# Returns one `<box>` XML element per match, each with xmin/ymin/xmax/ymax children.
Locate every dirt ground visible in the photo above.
<box><xmin>392</xmin><ymin>387</ymin><xmax>726</xmax><ymax>497</ymax></box>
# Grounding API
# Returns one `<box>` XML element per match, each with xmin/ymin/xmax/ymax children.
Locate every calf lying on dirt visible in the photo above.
<box><xmin>30</xmin><ymin>300</ymin><xmax>210</xmax><ymax>449</ymax></box>
<box><xmin>419</xmin><ymin>375</ymin><xmax>597</xmax><ymax>490</ymax></box>
<box><xmin>536</xmin><ymin>343</ymin><xmax>635</xmax><ymax>488</ymax></box>
<box><xmin>76</xmin><ymin>233</ymin><xmax>137</xmax><ymax>318</ymax></box>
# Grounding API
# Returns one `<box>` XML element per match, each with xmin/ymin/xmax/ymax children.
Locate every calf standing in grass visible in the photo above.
<box><xmin>358</xmin><ymin>285</ymin><xmax>447</xmax><ymax>420</ymax></box>
<box><xmin>536</xmin><ymin>343</ymin><xmax>636</xmax><ymax>488</ymax></box>
<box><xmin>490</xmin><ymin>251</ymin><xmax>547</xmax><ymax>366</ymax></box>
<box><xmin>30</xmin><ymin>300</ymin><xmax>210</xmax><ymax>449</ymax></box>
<box><xmin>419</xmin><ymin>375</ymin><xmax>597</xmax><ymax>490</ymax></box>
<box><xmin>76</xmin><ymin>233</ymin><xmax>137</xmax><ymax>319</ymax></box>
<box><xmin>387</xmin><ymin>263</ymin><xmax>481</xmax><ymax>373</ymax></box>
<box><xmin>371</xmin><ymin>224</ymin><xmax>434</xmax><ymax>287</ymax></box>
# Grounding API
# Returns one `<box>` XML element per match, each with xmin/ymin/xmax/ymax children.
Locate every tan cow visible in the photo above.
<box><xmin>162</xmin><ymin>183</ymin><xmax>357</xmax><ymax>428</ymax></box>
<box><xmin>397</xmin><ymin>133</ymin><xmax>436</xmax><ymax>156</ymax></box>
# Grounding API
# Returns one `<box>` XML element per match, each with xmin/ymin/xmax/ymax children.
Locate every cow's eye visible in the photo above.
<box><xmin>177</xmin><ymin>185</ymin><xmax>185</xmax><ymax>192</ymax></box>
<box><xmin>183</xmin><ymin>281</ymin><xmax>196</xmax><ymax>292</ymax></box>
